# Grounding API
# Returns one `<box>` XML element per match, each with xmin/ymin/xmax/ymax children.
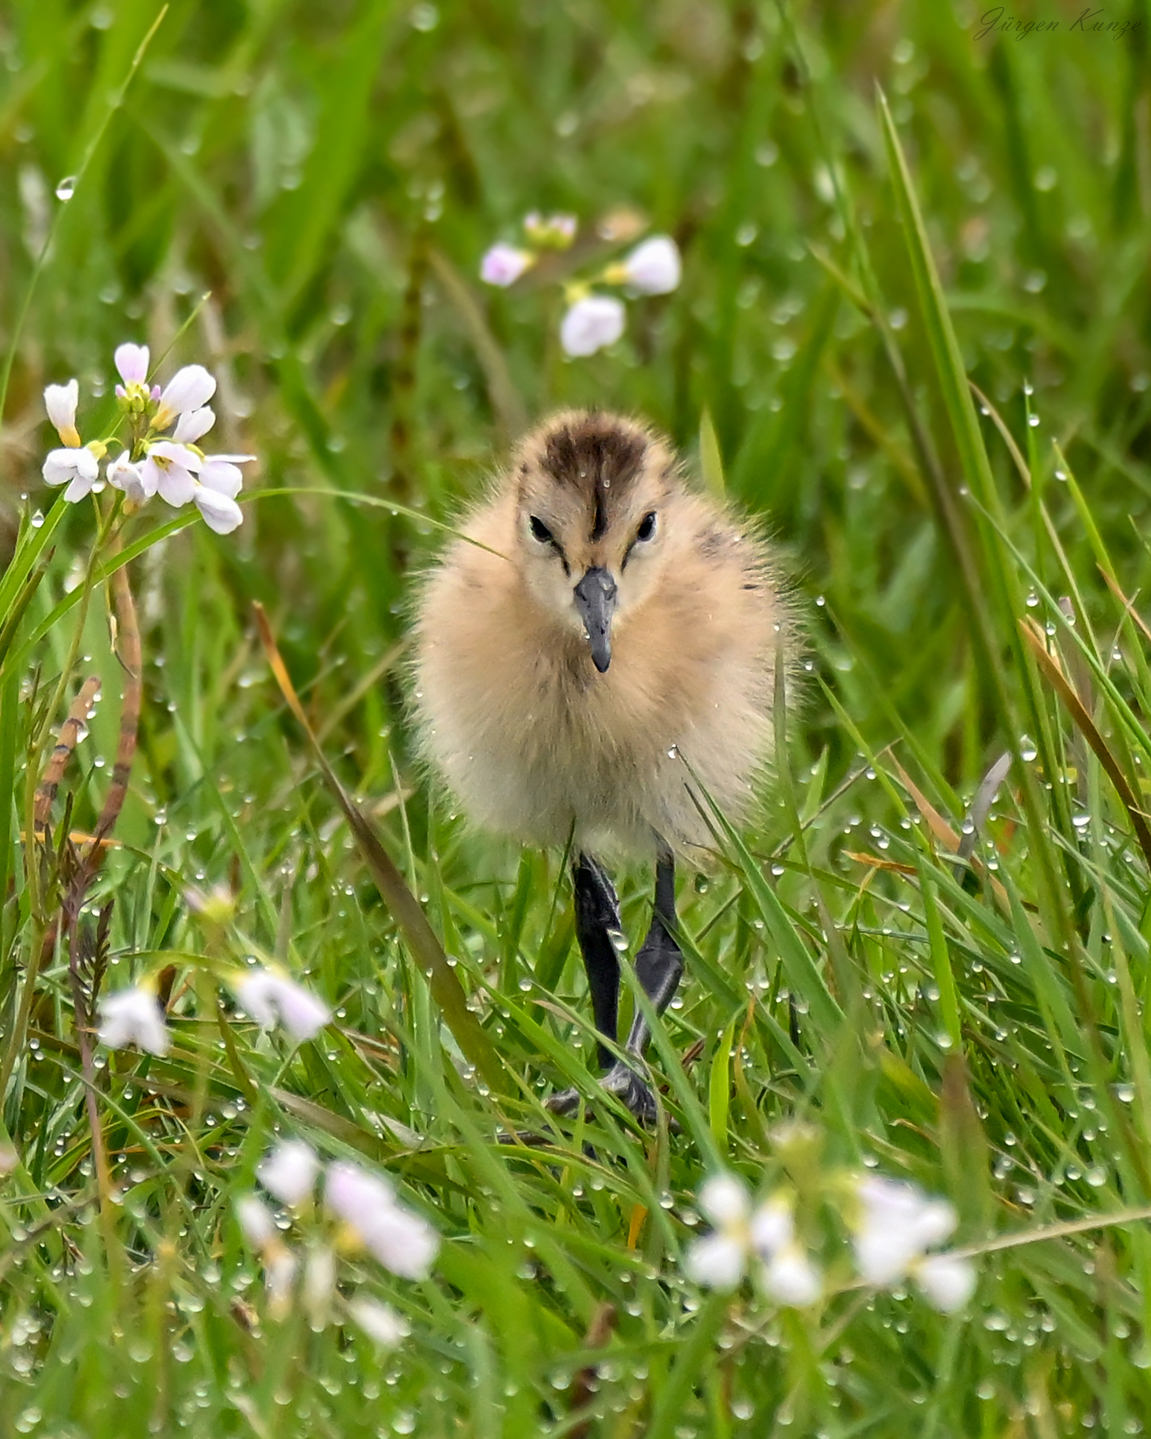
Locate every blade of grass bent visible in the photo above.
<box><xmin>252</xmin><ymin>602</ymin><xmax>505</xmax><ymax>1093</ymax></box>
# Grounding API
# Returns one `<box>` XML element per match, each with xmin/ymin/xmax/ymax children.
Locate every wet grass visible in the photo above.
<box><xmin>3</xmin><ymin>0</ymin><xmax>1151</xmax><ymax>1433</ymax></box>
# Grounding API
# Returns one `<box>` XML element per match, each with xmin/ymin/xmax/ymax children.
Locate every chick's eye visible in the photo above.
<box><xmin>636</xmin><ymin>511</ymin><xmax>657</xmax><ymax>541</ymax></box>
<box><xmin>529</xmin><ymin>516</ymin><xmax>554</xmax><ymax>544</ymax></box>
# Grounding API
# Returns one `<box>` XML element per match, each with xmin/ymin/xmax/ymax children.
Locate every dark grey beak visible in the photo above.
<box><xmin>573</xmin><ymin>566</ymin><xmax>617</xmax><ymax>673</ymax></box>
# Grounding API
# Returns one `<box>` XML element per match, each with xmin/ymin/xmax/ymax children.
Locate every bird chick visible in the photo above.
<box><xmin>412</xmin><ymin>410</ymin><xmax>791</xmax><ymax>1120</ymax></box>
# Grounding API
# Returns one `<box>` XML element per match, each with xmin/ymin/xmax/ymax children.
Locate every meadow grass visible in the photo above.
<box><xmin>3</xmin><ymin>0</ymin><xmax>1151</xmax><ymax>1433</ymax></box>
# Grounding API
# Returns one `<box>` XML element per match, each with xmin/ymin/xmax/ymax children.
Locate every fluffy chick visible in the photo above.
<box><xmin>411</xmin><ymin>409</ymin><xmax>791</xmax><ymax>1119</ymax></box>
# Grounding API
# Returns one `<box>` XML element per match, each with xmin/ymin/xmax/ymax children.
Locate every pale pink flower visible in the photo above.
<box><xmin>43</xmin><ymin>446</ymin><xmax>100</xmax><ymax>503</ymax></box>
<box><xmin>324</xmin><ymin>1161</ymin><xmax>439</xmax><ymax>1280</ymax></box>
<box><xmin>619</xmin><ymin>235</ymin><xmax>681</xmax><ymax>294</ymax></box>
<box><xmin>98</xmin><ymin>985</ymin><xmax>170</xmax><ymax>1056</ymax></box>
<box><xmin>560</xmin><ymin>294</ymin><xmax>625</xmax><ymax>356</ymax></box>
<box><xmin>44</xmin><ymin>379</ymin><xmax>80</xmax><ymax>447</ymax></box>
<box><xmin>235</xmin><ymin>967</ymin><xmax>331</xmax><ymax>1043</ymax></box>
<box><xmin>258</xmin><ymin>1140</ymin><xmax>320</xmax><ymax>1207</ymax></box>
<box><xmin>480</xmin><ymin>242</ymin><xmax>533</xmax><ymax>287</ymax></box>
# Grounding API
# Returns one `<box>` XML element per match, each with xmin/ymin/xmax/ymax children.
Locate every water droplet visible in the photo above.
<box><xmin>55</xmin><ymin>175</ymin><xmax>76</xmax><ymax>201</ymax></box>
<box><xmin>30</xmin><ymin>509</ymin><xmax>45</xmax><ymax>528</ymax></box>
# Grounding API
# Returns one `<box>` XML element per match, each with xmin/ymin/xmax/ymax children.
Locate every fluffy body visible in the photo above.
<box><xmin>411</xmin><ymin>411</ymin><xmax>790</xmax><ymax>863</ymax></box>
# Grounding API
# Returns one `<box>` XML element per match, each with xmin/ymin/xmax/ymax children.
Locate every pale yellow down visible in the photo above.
<box><xmin>411</xmin><ymin>410</ymin><xmax>791</xmax><ymax>863</ymax></box>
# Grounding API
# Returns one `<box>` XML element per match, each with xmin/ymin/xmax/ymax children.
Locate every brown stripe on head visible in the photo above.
<box><xmin>537</xmin><ymin>414</ymin><xmax>649</xmax><ymax>540</ymax></box>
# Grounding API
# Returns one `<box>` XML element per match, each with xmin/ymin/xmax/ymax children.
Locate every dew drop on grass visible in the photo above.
<box><xmin>55</xmin><ymin>175</ymin><xmax>76</xmax><ymax>201</ymax></box>
<box><xmin>30</xmin><ymin>510</ymin><xmax>44</xmax><ymax>528</ymax></box>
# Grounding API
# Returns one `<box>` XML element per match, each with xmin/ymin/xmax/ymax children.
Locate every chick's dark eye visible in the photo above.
<box><xmin>529</xmin><ymin>516</ymin><xmax>554</xmax><ymax>544</ymax></box>
<box><xmin>636</xmin><ymin>511</ymin><xmax>657</xmax><ymax>541</ymax></box>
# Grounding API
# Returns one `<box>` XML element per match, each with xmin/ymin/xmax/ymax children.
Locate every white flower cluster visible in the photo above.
<box><xmin>685</xmin><ymin>1168</ymin><xmax>977</xmax><ymax>1315</ymax></box>
<box><xmin>41</xmin><ymin>343</ymin><xmax>255</xmax><ymax>534</ymax></box>
<box><xmin>236</xmin><ymin>1139</ymin><xmax>440</xmax><ymax>1344</ymax></box>
<box><xmin>480</xmin><ymin>211</ymin><xmax>681</xmax><ymax>357</ymax></box>
<box><xmin>97</xmin><ymin>965</ymin><xmax>332</xmax><ymax>1056</ymax></box>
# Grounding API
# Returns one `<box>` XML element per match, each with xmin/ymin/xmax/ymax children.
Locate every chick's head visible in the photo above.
<box><xmin>512</xmin><ymin>412</ymin><xmax>681</xmax><ymax>668</ymax></box>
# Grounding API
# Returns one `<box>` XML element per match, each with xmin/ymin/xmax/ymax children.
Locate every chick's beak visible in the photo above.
<box><xmin>573</xmin><ymin>566</ymin><xmax>617</xmax><ymax>673</ymax></box>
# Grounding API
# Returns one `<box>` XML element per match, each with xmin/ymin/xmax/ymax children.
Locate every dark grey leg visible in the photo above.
<box><xmin>548</xmin><ymin>851</ymin><xmax>683</xmax><ymax>1124</ymax></box>
<box><xmin>571</xmin><ymin>853</ymin><xmax>622</xmax><ymax>1070</ymax></box>
<box><xmin>599</xmin><ymin>853</ymin><xmax>683</xmax><ymax>1121</ymax></box>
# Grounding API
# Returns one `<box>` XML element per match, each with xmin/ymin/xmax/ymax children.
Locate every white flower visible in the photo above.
<box><xmin>173</xmin><ymin>406</ymin><xmax>215</xmax><ymax>444</ymax></box>
<box><xmin>851</xmin><ymin>1175</ymin><xmax>958</xmax><ymax>1286</ymax></box>
<box><xmin>348</xmin><ymin>1296</ymin><xmax>410</xmax><ymax>1348</ymax></box>
<box><xmin>619</xmin><ymin>235</ymin><xmax>681</xmax><ymax>294</ymax></box>
<box><xmin>97</xmin><ymin>985</ymin><xmax>170</xmax><ymax>1056</ymax></box>
<box><xmin>154</xmin><ymin>364</ymin><xmax>216</xmax><ymax>428</ymax></box>
<box><xmin>235</xmin><ymin>966</ymin><xmax>331</xmax><ymax>1042</ymax></box>
<box><xmin>916</xmin><ymin>1252</ymin><xmax>977</xmax><ymax>1313</ymax></box>
<box><xmin>44</xmin><ymin>379</ymin><xmax>81</xmax><ymax>447</ymax></box>
<box><xmin>325</xmin><ymin>1161</ymin><xmax>439</xmax><ymax>1280</ymax></box>
<box><xmin>114</xmin><ymin>343</ymin><xmax>150</xmax><ymax>388</ymax></box>
<box><xmin>762</xmin><ymin>1245</ymin><xmax>822</xmax><ymax>1306</ymax></box>
<box><xmin>480</xmin><ymin>242</ymin><xmax>533</xmax><ymax>287</ymax></box>
<box><xmin>685</xmin><ymin>1173</ymin><xmax>818</xmax><ymax>1304</ymax></box>
<box><xmin>139</xmin><ymin>441</ymin><xmax>200</xmax><ymax>507</ymax></box>
<box><xmin>560</xmin><ymin>294</ymin><xmax>626</xmax><ymax>357</ymax></box>
<box><xmin>258</xmin><ymin>1139</ymin><xmax>320</xmax><ymax>1207</ymax></box>
<box><xmin>236</xmin><ymin>1193</ymin><xmax>277</xmax><ymax>1248</ymax></box>
<box><xmin>105</xmin><ymin>452</ymin><xmax>153</xmax><ymax>504</ymax></box>
<box><xmin>43</xmin><ymin>446</ymin><xmax>99</xmax><ymax>503</ymax></box>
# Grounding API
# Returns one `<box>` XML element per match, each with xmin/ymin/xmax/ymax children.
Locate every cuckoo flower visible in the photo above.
<box><xmin>98</xmin><ymin>985</ymin><xmax>171</xmax><ymax>1056</ymax></box>
<box><xmin>43</xmin><ymin>446</ymin><xmax>100</xmax><ymax>503</ymax></box>
<box><xmin>559</xmin><ymin>294</ymin><xmax>625</xmax><ymax>357</ymax></box>
<box><xmin>235</xmin><ymin>966</ymin><xmax>331</xmax><ymax>1043</ymax></box>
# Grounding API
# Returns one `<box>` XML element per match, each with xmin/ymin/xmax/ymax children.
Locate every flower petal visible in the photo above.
<box><xmin>621</xmin><ymin>235</ymin><xmax>681</xmax><ymax>295</ymax></box>
<box><xmin>98</xmin><ymin>986</ymin><xmax>170</xmax><ymax>1055</ymax></box>
<box><xmin>697</xmin><ymin>1173</ymin><xmax>750</xmax><ymax>1227</ymax></box>
<box><xmin>559</xmin><ymin>295</ymin><xmax>625</xmax><ymax>357</ymax></box>
<box><xmin>258</xmin><ymin>1139</ymin><xmax>320</xmax><ymax>1207</ymax></box>
<box><xmin>480</xmin><ymin>242</ymin><xmax>533</xmax><ymax>287</ymax></box>
<box><xmin>916</xmin><ymin>1253</ymin><xmax>977</xmax><ymax>1313</ymax></box>
<box><xmin>44</xmin><ymin>379</ymin><xmax>80</xmax><ymax>445</ymax></box>
<box><xmin>683</xmin><ymin>1233</ymin><xmax>747</xmax><ymax>1290</ymax></box>
<box><xmin>173</xmin><ymin>406</ymin><xmax>216</xmax><ymax>444</ymax></box>
<box><xmin>762</xmin><ymin>1245</ymin><xmax>822</xmax><ymax>1307</ymax></box>
<box><xmin>156</xmin><ymin>463</ymin><xmax>198</xmax><ymax>508</ymax></box>
<box><xmin>198</xmin><ymin>459</ymin><xmax>246</xmax><ymax>498</ymax></box>
<box><xmin>159</xmin><ymin>364</ymin><xmax>216</xmax><ymax>417</ymax></box>
<box><xmin>195</xmin><ymin>486</ymin><xmax>244</xmax><ymax>534</ymax></box>
<box><xmin>114</xmin><ymin>343</ymin><xmax>150</xmax><ymax>386</ymax></box>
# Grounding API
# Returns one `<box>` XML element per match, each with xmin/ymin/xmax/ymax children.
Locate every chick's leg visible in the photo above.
<box><xmin>599</xmin><ymin>853</ymin><xmax>682</xmax><ymax>1121</ymax></box>
<box><xmin>573</xmin><ymin>853</ymin><xmax>622</xmax><ymax>1069</ymax></box>
<box><xmin>546</xmin><ymin>853</ymin><xmax>622</xmax><ymax>1119</ymax></box>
